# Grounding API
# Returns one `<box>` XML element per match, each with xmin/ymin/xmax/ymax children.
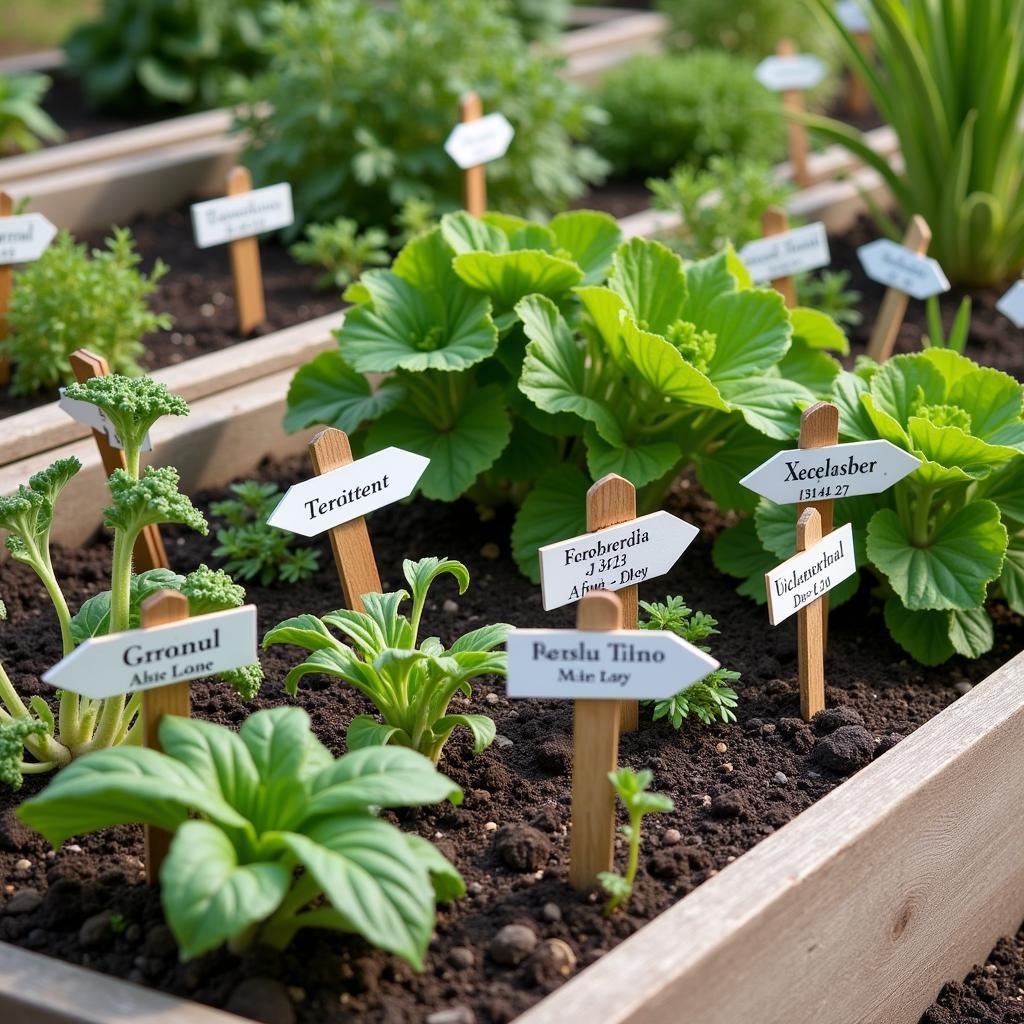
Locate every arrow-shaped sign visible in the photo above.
<box><xmin>741</xmin><ymin>439</ymin><xmax>921</xmax><ymax>505</ymax></box>
<box><xmin>191</xmin><ymin>182</ymin><xmax>294</xmax><ymax>249</ymax></box>
<box><xmin>506</xmin><ymin>627</ymin><xmax>718</xmax><ymax>701</ymax></box>
<box><xmin>0</xmin><ymin>213</ymin><xmax>57</xmax><ymax>265</ymax></box>
<box><xmin>445</xmin><ymin>112</ymin><xmax>515</xmax><ymax>170</ymax></box>
<box><xmin>42</xmin><ymin>606</ymin><xmax>257</xmax><ymax>699</ymax></box>
<box><xmin>755</xmin><ymin>53</ymin><xmax>827</xmax><ymax>92</ymax></box>
<box><xmin>997</xmin><ymin>280</ymin><xmax>1024</xmax><ymax>329</ymax></box>
<box><xmin>538</xmin><ymin>511</ymin><xmax>699</xmax><ymax>612</ymax></box>
<box><xmin>268</xmin><ymin>446</ymin><xmax>429</xmax><ymax>538</ymax></box>
<box><xmin>58</xmin><ymin>388</ymin><xmax>152</xmax><ymax>452</ymax></box>
<box><xmin>739</xmin><ymin>221</ymin><xmax>831</xmax><ymax>282</ymax></box>
<box><xmin>857</xmin><ymin>238</ymin><xmax>950</xmax><ymax>300</ymax></box>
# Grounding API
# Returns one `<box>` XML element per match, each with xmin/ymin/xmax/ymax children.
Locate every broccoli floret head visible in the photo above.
<box><xmin>103</xmin><ymin>466</ymin><xmax>208</xmax><ymax>537</ymax></box>
<box><xmin>183</xmin><ymin>564</ymin><xmax>246</xmax><ymax>616</ymax></box>
<box><xmin>219</xmin><ymin>663</ymin><xmax>263</xmax><ymax>700</ymax></box>
<box><xmin>0</xmin><ymin>719</ymin><xmax>48</xmax><ymax>790</ymax></box>
<box><xmin>0</xmin><ymin>457</ymin><xmax>81</xmax><ymax>562</ymax></box>
<box><xmin>63</xmin><ymin>376</ymin><xmax>188</xmax><ymax>450</ymax></box>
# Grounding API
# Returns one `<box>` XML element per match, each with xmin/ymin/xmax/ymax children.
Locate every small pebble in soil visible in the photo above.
<box><xmin>953</xmin><ymin>681</ymin><xmax>973</xmax><ymax>696</ymax></box>
<box><xmin>443</xmin><ymin>599</ymin><xmax>459</xmax><ymax>613</ymax></box>
<box><xmin>484</xmin><ymin>692</ymin><xmax>500</xmax><ymax>704</ymax></box>
<box><xmin>529</xmin><ymin>938</ymin><xmax>578</xmax><ymax>978</ymax></box>
<box><xmin>812</xmin><ymin>725</ymin><xmax>876</xmax><ymax>774</ymax></box>
<box><xmin>481</xmin><ymin>543</ymin><xmax>500</xmax><ymax>560</ymax></box>
<box><xmin>484</xmin><ymin>822</ymin><xmax>497</xmax><ymax>832</ymax></box>
<box><xmin>467</xmin><ymin>881</ymin><xmax>483</xmax><ymax>896</ymax></box>
<box><xmin>720</xmin><ymin>762</ymin><xmax>733</xmax><ymax>773</ymax></box>
<box><xmin>715</xmin><ymin>742</ymin><xmax>728</xmax><ymax>753</ymax></box>
<box><xmin>226</xmin><ymin>977</ymin><xmax>296</xmax><ymax>1024</ymax></box>
<box><xmin>78</xmin><ymin>911</ymin><xmax>113</xmax><ymax>949</ymax></box>
<box><xmin>200</xmin><ymin>303</ymin><xmax>215</xmax><ymax>317</ymax></box>
<box><xmin>4</xmin><ymin>889</ymin><xmax>42</xmax><ymax>915</ymax></box>
<box><xmin>490</xmin><ymin>924</ymin><xmax>538</xmax><ymax>966</ymax></box>
<box><xmin>493</xmin><ymin>823</ymin><xmax>551</xmax><ymax>872</ymax></box>
<box><xmin>662</xmin><ymin>828</ymin><xmax>682</xmax><ymax>846</ymax></box>
<box><xmin>13</xmin><ymin>860</ymin><xmax>30</xmax><ymax>875</ymax></box>
<box><xmin>449</xmin><ymin>946</ymin><xmax>476</xmax><ymax>970</ymax></box>
<box><xmin>494</xmin><ymin>734</ymin><xmax>513</xmax><ymax>749</ymax></box>
<box><xmin>541</xmin><ymin>902</ymin><xmax>562</xmax><ymax>923</ymax></box>
<box><xmin>426</xmin><ymin>1008</ymin><xmax>476</xmax><ymax>1024</ymax></box>
<box><xmin>774</xmin><ymin>772</ymin><xmax>789</xmax><ymax>785</ymax></box>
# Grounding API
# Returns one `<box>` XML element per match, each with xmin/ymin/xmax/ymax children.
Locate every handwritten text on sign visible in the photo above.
<box><xmin>267</xmin><ymin>446</ymin><xmax>429</xmax><ymax>537</ymax></box>
<box><xmin>191</xmin><ymin>183</ymin><xmax>294</xmax><ymax>249</ymax></box>
<box><xmin>538</xmin><ymin>511</ymin><xmax>698</xmax><ymax>611</ymax></box>
<box><xmin>755</xmin><ymin>54</ymin><xmax>827</xmax><ymax>92</ymax></box>
<box><xmin>741</xmin><ymin>439</ymin><xmax>921</xmax><ymax>505</ymax></box>
<box><xmin>506</xmin><ymin>628</ymin><xmax>717</xmax><ymax>701</ymax></box>
<box><xmin>42</xmin><ymin>606</ymin><xmax>258</xmax><ymax>699</ymax></box>
<box><xmin>0</xmin><ymin>213</ymin><xmax>57</xmax><ymax>265</ymax></box>
<box><xmin>858</xmin><ymin>239</ymin><xmax>950</xmax><ymax>300</ymax></box>
<box><xmin>739</xmin><ymin>222</ymin><xmax>830</xmax><ymax>282</ymax></box>
<box><xmin>445</xmin><ymin>113</ymin><xmax>515</xmax><ymax>169</ymax></box>
<box><xmin>997</xmin><ymin>280</ymin><xmax>1024</xmax><ymax>329</ymax></box>
<box><xmin>58</xmin><ymin>388</ymin><xmax>152</xmax><ymax>452</ymax></box>
<box><xmin>765</xmin><ymin>523</ymin><xmax>856</xmax><ymax>625</ymax></box>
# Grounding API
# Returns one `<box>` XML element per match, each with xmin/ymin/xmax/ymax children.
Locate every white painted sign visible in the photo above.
<box><xmin>765</xmin><ymin>523</ymin><xmax>856</xmax><ymax>625</ymax></box>
<box><xmin>190</xmin><ymin>182</ymin><xmax>294</xmax><ymax>249</ymax></box>
<box><xmin>741</xmin><ymin>439</ymin><xmax>921</xmax><ymax>505</ymax></box>
<box><xmin>996</xmin><ymin>280</ymin><xmax>1024</xmax><ymax>329</ymax></box>
<box><xmin>506</xmin><ymin>628</ymin><xmax>718</xmax><ymax>701</ymax></box>
<box><xmin>445</xmin><ymin>113</ymin><xmax>515</xmax><ymax>170</ymax></box>
<box><xmin>836</xmin><ymin>0</ymin><xmax>870</xmax><ymax>33</ymax></box>
<box><xmin>43</xmin><ymin>606</ymin><xmax>258</xmax><ymax>699</ymax></box>
<box><xmin>857</xmin><ymin>238</ymin><xmax>950</xmax><ymax>300</ymax></box>
<box><xmin>755</xmin><ymin>54</ymin><xmax>827</xmax><ymax>92</ymax></box>
<box><xmin>267</xmin><ymin>447</ymin><xmax>429</xmax><ymax>538</ymax></box>
<box><xmin>0</xmin><ymin>213</ymin><xmax>57</xmax><ymax>265</ymax></box>
<box><xmin>58</xmin><ymin>388</ymin><xmax>153</xmax><ymax>452</ymax></box>
<box><xmin>538</xmin><ymin>511</ymin><xmax>699</xmax><ymax>612</ymax></box>
<box><xmin>739</xmin><ymin>222</ymin><xmax>831</xmax><ymax>282</ymax></box>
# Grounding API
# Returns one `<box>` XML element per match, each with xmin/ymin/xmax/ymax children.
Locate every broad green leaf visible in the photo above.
<box><xmin>448</xmin><ymin>623</ymin><xmax>511</xmax><ymax>654</ymax></box>
<box><xmin>680</xmin><ymin>250</ymin><xmax>738</xmax><ymax>325</ymax></box>
<box><xmin>883</xmin><ymin>597</ymin><xmax>956</xmax><ymax>665</ymax></box>
<box><xmin>948</xmin><ymin>607</ymin><xmax>994</xmax><ymax>659</ymax></box>
<box><xmin>433</xmin><ymin>713</ymin><xmax>496</xmax><ymax>754</ymax></box>
<box><xmin>976</xmin><ymin>458</ymin><xmax>1024</xmax><ymax>526</ymax></box>
<box><xmin>831</xmin><ymin>371</ymin><xmax>877</xmax><ymax>442</ymax></box>
<box><xmin>608</xmin><ymin>237</ymin><xmax>687</xmax><ymax>333</ymax></box>
<box><xmin>512</xmin><ymin>465</ymin><xmax>590</xmax><ymax>581</ymax></box>
<box><xmin>998</xmin><ymin>535</ymin><xmax>1024</xmax><ymax>615</ymax></box>
<box><xmin>262</xmin><ymin>614</ymin><xmax>339</xmax><ymax>653</ymax></box>
<box><xmin>70</xmin><ymin>568</ymin><xmax>185</xmax><ymax>643</ymax></box>
<box><xmin>703</xmin><ymin>288</ymin><xmax>792</xmax><ymax>382</ymax></box>
<box><xmin>790</xmin><ymin>306</ymin><xmax>850</xmax><ymax>354</ymax></box>
<box><xmin>920</xmin><ymin>348</ymin><xmax>981</xmax><ymax>389</ymax></box>
<box><xmin>453</xmin><ymin>250</ymin><xmax>583</xmax><ymax>313</ymax></box>
<box><xmin>137</xmin><ymin>56</ymin><xmax>193</xmax><ymax>102</ymax></box>
<box><xmin>777</xmin><ymin>337</ymin><xmax>841</xmax><ymax>396</ymax></box>
<box><xmin>717</xmin><ymin>376</ymin><xmax>814</xmax><ymax>440</ymax></box>
<box><xmin>489</xmin><ymin>417</ymin><xmax>561</xmax><ymax>481</ymax></box>
<box><xmin>392</xmin><ymin>227</ymin><xmax>458</xmax><ymax>294</ymax></box>
<box><xmin>584</xmin><ymin>425</ymin><xmax>682</xmax><ymax>489</ymax></box>
<box><xmin>481</xmin><ymin>212</ymin><xmax>531</xmax><ymax>238</ymax></box>
<box><xmin>405</xmin><ymin>833</ymin><xmax>465</xmax><ymax>902</ymax></box>
<box><xmin>868</xmin><ymin>354</ymin><xmax>947</xmax><ymax>423</ymax></box>
<box><xmin>576</xmin><ymin>285</ymin><xmax>628</xmax><ymax>365</ymax></box>
<box><xmin>908</xmin><ymin>417</ymin><xmax>1018</xmax><ymax>478</ymax></box>
<box><xmin>947</xmin><ymin>367</ymin><xmax>1024</xmax><ymax>449</ymax></box>
<box><xmin>860</xmin><ymin>393</ymin><xmax>911</xmax><ymax>447</ymax></box>
<box><xmin>346</xmin><ymin>715</ymin><xmax>404</xmax><ymax>751</ymax></box>
<box><xmin>510</xmin><ymin>225</ymin><xmax>557</xmax><ymax>252</ymax></box>
<box><xmin>692</xmin><ymin>419</ymin><xmax>781</xmax><ymax>514</ymax></box>
<box><xmin>549</xmin><ymin>210</ymin><xmax>622</xmax><ymax>285</ymax></box>
<box><xmin>440</xmin><ymin>212</ymin><xmax>509</xmax><ymax>255</ymax></box>
<box><xmin>712</xmin><ymin>517</ymin><xmax>776</xmax><ymax>603</ymax></box>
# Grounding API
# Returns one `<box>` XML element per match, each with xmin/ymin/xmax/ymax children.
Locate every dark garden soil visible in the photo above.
<box><xmin>830</xmin><ymin>215</ymin><xmax>1023</xmax><ymax>381</ymax></box>
<box><xmin>2</xmin><ymin>457</ymin><xmax>1022</xmax><ymax>1024</ymax></box>
<box><xmin>0</xmin><ymin>202</ymin><xmax>346</xmax><ymax>421</ymax></box>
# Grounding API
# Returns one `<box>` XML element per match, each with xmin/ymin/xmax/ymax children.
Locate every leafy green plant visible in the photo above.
<box><xmin>211</xmin><ymin>481</ymin><xmax>321</xmax><ymax>585</ymax></box>
<box><xmin>0</xmin><ymin>73</ymin><xmax>63</xmax><ymax>154</ymax></box>
<box><xmin>285</xmin><ymin>209</ymin><xmax>847</xmax><ymax>579</ymax></box>
<box><xmin>289</xmin><ymin>219</ymin><xmax>391</xmax><ymax>292</ymax></box>
<box><xmin>796</xmin><ymin>269</ymin><xmax>863</xmax><ymax>329</ymax></box>
<box><xmin>265</xmin><ymin>557</ymin><xmax>508</xmax><ymax>764</ymax></box>
<box><xmin>595</xmin><ymin>52</ymin><xmax>783</xmax><ymax>179</ymax></box>
<box><xmin>648</xmin><ymin>156</ymin><xmax>793</xmax><ymax>260</ymax></box>
<box><xmin>639</xmin><ymin>597</ymin><xmax>739</xmax><ymax>727</ymax></box>
<box><xmin>392</xmin><ymin>198</ymin><xmax>439</xmax><ymax>247</ymax></box>
<box><xmin>0</xmin><ymin>377</ymin><xmax>261</xmax><ymax>788</ymax></box>
<box><xmin>1</xmin><ymin>228</ymin><xmax>169</xmax><ymax>396</ymax></box>
<box><xmin>64</xmin><ymin>0</ymin><xmax>287</xmax><ymax>112</ymax></box>
<box><xmin>238</xmin><ymin>0</ymin><xmax>607</xmax><ymax>230</ymax></box>
<box><xmin>716</xmin><ymin>350</ymin><xmax>1024</xmax><ymax>664</ymax></box>
<box><xmin>924</xmin><ymin>296</ymin><xmax>971</xmax><ymax>354</ymax></box>
<box><xmin>508</xmin><ymin>0</ymin><xmax>570</xmax><ymax>41</ymax></box>
<box><xmin>597</xmin><ymin>767</ymin><xmax>674</xmax><ymax>914</ymax></box>
<box><xmin>18</xmin><ymin>706</ymin><xmax>463</xmax><ymax>965</ymax></box>
<box><xmin>805</xmin><ymin>0</ymin><xmax>1024</xmax><ymax>286</ymax></box>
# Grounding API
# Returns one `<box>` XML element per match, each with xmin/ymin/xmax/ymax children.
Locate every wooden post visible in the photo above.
<box><xmin>69</xmin><ymin>349</ymin><xmax>168</xmax><ymax>572</ymax></box>
<box><xmin>779</xmin><ymin>39</ymin><xmax>811</xmax><ymax>189</ymax></box>
<box><xmin>847</xmin><ymin>30</ymin><xmax>874</xmax><ymax>115</ymax></box>
<box><xmin>587</xmin><ymin>474</ymin><xmax>639</xmax><ymax>733</ymax></box>
<box><xmin>569</xmin><ymin>590</ymin><xmax>623</xmax><ymax>890</ymax></box>
<box><xmin>796</xmin><ymin>509</ymin><xmax>825</xmax><ymax>721</ymax></box>
<box><xmin>141</xmin><ymin>590</ymin><xmax>190</xmax><ymax>883</ymax></box>
<box><xmin>308</xmin><ymin>428</ymin><xmax>382</xmax><ymax>612</ymax></box>
<box><xmin>0</xmin><ymin>191</ymin><xmax>13</xmax><ymax>387</ymax></box>
<box><xmin>867</xmin><ymin>215</ymin><xmax>932</xmax><ymax>363</ymax></box>
<box><xmin>761</xmin><ymin>206</ymin><xmax>797</xmax><ymax>307</ymax></box>
<box><xmin>459</xmin><ymin>92</ymin><xmax>487</xmax><ymax>218</ymax></box>
<box><xmin>225</xmin><ymin>165</ymin><xmax>267</xmax><ymax>337</ymax></box>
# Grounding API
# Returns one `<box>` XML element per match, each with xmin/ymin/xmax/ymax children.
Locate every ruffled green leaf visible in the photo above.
<box><xmin>454</xmin><ymin>250</ymin><xmax>583</xmax><ymax>314</ymax></box>
<box><xmin>607</xmin><ymin>237</ymin><xmax>687</xmax><ymax>334</ymax></box>
<box><xmin>512</xmin><ymin>465</ymin><xmax>590</xmax><ymax>582</ymax></box>
<box><xmin>549</xmin><ymin>210</ymin><xmax>622</xmax><ymax>285</ymax></box>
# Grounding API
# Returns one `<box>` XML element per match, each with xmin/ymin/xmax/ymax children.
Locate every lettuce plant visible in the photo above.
<box><xmin>716</xmin><ymin>350</ymin><xmax>1024</xmax><ymax>664</ymax></box>
<box><xmin>285</xmin><ymin>210</ymin><xmax>847</xmax><ymax>579</ymax></box>
<box><xmin>0</xmin><ymin>377</ymin><xmax>261</xmax><ymax>787</ymax></box>
<box><xmin>265</xmin><ymin>558</ymin><xmax>507</xmax><ymax>764</ymax></box>
<box><xmin>19</xmin><ymin>707</ymin><xmax>463</xmax><ymax>966</ymax></box>
<box><xmin>0</xmin><ymin>73</ymin><xmax>63</xmax><ymax>154</ymax></box>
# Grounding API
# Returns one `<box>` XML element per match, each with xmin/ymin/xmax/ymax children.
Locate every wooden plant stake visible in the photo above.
<box><xmin>587</xmin><ymin>474</ymin><xmax>639</xmax><ymax>733</ymax></box>
<box><xmin>0</xmin><ymin>191</ymin><xmax>12</xmax><ymax>387</ymax></box>
<box><xmin>308</xmin><ymin>428</ymin><xmax>383</xmax><ymax>612</ymax></box>
<box><xmin>779</xmin><ymin>40</ymin><xmax>811</xmax><ymax>189</ymax></box>
<box><xmin>459</xmin><ymin>92</ymin><xmax>487</xmax><ymax>218</ymax></box>
<box><xmin>847</xmin><ymin>29</ymin><xmax>874</xmax><ymax>115</ymax></box>
<box><xmin>140</xmin><ymin>590</ymin><xmax>191</xmax><ymax>882</ymax></box>
<box><xmin>761</xmin><ymin>206</ymin><xmax>797</xmax><ymax>307</ymax></box>
<box><xmin>867</xmin><ymin>214</ymin><xmax>932</xmax><ymax>362</ymax></box>
<box><xmin>795</xmin><ymin>509</ymin><xmax>825</xmax><ymax>721</ymax></box>
<box><xmin>569</xmin><ymin>590</ymin><xmax>623</xmax><ymax>890</ymax></box>
<box><xmin>69</xmin><ymin>348</ymin><xmax>168</xmax><ymax>572</ymax></box>
<box><xmin>225</xmin><ymin>165</ymin><xmax>267</xmax><ymax>337</ymax></box>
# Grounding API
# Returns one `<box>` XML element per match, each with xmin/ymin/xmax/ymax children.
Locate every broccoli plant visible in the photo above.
<box><xmin>0</xmin><ymin>377</ymin><xmax>262</xmax><ymax>787</ymax></box>
<box><xmin>289</xmin><ymin>218</ymin><xmax>391</xmax><ymax>291</ymax></box>
<box><xmin>211</xmin><ymin>481</ymin><xmax>321</xmax><ymax>585</ymax></box>
<box><xmin>19</xmin><ymin>707</ymin><xmax>463</xmax><ymax>966</ymax></box>
<box><xmin>265</xmin><ymin>557</ymin><xmax>508</xmax><ymax>764</ymax></box>
<box><xmin>598</xmin><ymin>767</ymin><xmax>674</xmax><ymax>915</ymax></box>
<box><xmin>639</xmin><ymin>597</ymin><xmax>739</xmax><ymax>727</ymax></box>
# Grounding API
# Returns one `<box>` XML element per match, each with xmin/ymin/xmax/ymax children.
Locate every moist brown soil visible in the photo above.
<box><xmin>2</xmin><ymin>456</ymin><xmax>1022</xmax><ymax>1023</ymax></box>
<box><xmin>0</xmin><ymin>202</ymin><xmax>346</xmax><ymax>421</ymax></box>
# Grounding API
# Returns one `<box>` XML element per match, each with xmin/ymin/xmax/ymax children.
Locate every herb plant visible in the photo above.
<box><xmin>1</xmin><ymin>228</ymin><xmax>169</xmax><ymax>396</ymax></box>
<box><xmin>0</xmin><ymin>377</ymin><xmax>262</xmax><ymax>787</ymax></box>
<box><xmin>795</xmin><ymin>269</ymin><xmax>863</xmax><ymax>330</ymax></box>
<box><xmin>19</xmin><ymin>707</ymin><xmax>464</xmax><ymax>966</ymax></box>
<box><xmin>598</xmin><ymin>768</ymin><xmax>674</xmax><ymax>915</ymax></box>
<box><xmin>0</xmin><ymin>73</ymin><xmax>63</xmax><ymax>154</ymax></box>
<box><xmin>508</xmin><ymin>0</ymin><xmax>570</xmax><ymax>41</ymax></box>
<box><xmin>211</xmin><ymin>481</ymin><xmax>321</xmax><ymax>585</ymax></box>
<box><xmin>289</xmin><ymin>219</ymin><xmax>391</xmax><ymax>292</ymax></box>
<box><xmin>805</xmin><ymin>0</ymin><xmax>1024</xmax><ymax>286</ymax></box>
<box><xmin>639</xmin><ymin>597</ymin><xmax>739</xmax><ymax>727</ymax></box>
<box><xmin>265</xmin><ymin>557</ymin><xmax>508</xmax><ymax>764</ymax></box>
<box><xmin>716</xmin><ymin>350</ymin><xmax>1024</xmax><ymax>664</ymax></box>
<box><xmin>238</xmin><ymin>0</ymin><xmax>607</xmax><ymax>230</ymax></box>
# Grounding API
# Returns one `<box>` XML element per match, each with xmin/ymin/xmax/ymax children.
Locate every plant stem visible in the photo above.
<box><xmin>912</xmin><ymin>486</ymin><xmax>935</xmax><ymax>547</ymax></box>
<box><xmin>109</xmin><ymin>528</ymin><xmax>137</xmax><ymax>634</ymax></box>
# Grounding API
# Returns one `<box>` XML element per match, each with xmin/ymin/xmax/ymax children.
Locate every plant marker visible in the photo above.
<box><xmin>68</xmin><ymin>349</ymin><xmax>168</xmax><ymax>572</ymax></box>
<box><xmin>862</xmin><ymin>215</ymin><xmax>947</xmax><ymax>361</ymax></box>
<box><xmin>226</xmin><ymin>166</ymin><xmax>266</xmax><ymax>336</ymax></box>
<box><xmin>996</xmin><ymin>280</ymin><xmax>1024</xmax><ymax>329</ymax></box>
<box><xmin>741</xmin><ymin>211</ymin><xmax>830</xmax><ymax>306</ymax></box>
<box><xmin>759</xmin><ymin>207</ymin><xmax>796</xmax><ymax>306</ymax></box>
<box><xmin>445</xmin><ymin>92</ymin><xmax>515</xmax><ymax>217</ymax></box>
<box><xmin>795</xmin><ymin>509</ymin><xmax>826</xmax><ymax>719</ymax></box>
<box><xmin>836</xmin><ymin>0</ymin><xmax>873</xmax><ymax>115</ymax></box>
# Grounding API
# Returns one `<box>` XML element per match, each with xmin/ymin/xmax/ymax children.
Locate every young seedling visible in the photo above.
<box><xmin>289</xmin><ymin>218</ymin><xmax>391</xmax><ymax>292</ymax></box>
<box><xmin>598</xmin><ymin>767</ymin><xmax>674</xmax><ymax>915</ymax></box>
<box><xmin>923</xmin><ymin>295</ymin><xmax>971</xmax><ymax>354</ymax></box>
